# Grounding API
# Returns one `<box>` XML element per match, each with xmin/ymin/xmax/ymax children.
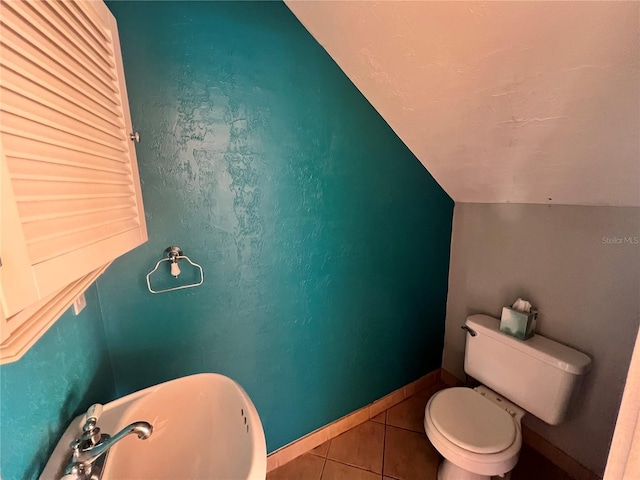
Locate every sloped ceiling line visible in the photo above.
<box><xmin>286</xmin><ymin>1</ymin><xmax>640</xmax><ymax>207</ymax></box>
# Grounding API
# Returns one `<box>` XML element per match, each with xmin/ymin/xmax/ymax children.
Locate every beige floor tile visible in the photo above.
<box><xmin>267</xmin><ymin>453</ymin><xmax>325</xmax><ymax>480</ymax></box>
<box><xmin>327</xmin><ymin>420</ymin><xmax>385</xmax><ymax>474</ymax></box>
<box><xmin>383</xmin><ymin>425</ymin><xmax>440</xmax><ymax>480</ymax></box>
<box><xmin>322</xmin><ymin>459</ymin><xmax>381</xmax><ymax>480</ymax></box>
<box><xmin>371</xmin><ymin>411</ymin><xmax>386</xmax><ymax>424</ymax></box>
<box><xmin>386</xmin><ymin>396</ymin><xmax>429</xmax><ymax>433</ymax></box>
<box><xmin>310</xmin><ymin>440</ymin><xmax>331</xmax><ymax>458</ymax></box>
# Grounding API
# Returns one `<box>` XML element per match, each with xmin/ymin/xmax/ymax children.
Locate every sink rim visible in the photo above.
<box><xmin>40</xmin><ymin>373</ymin><xmax>267</xmax><ymax>480</ymax></box>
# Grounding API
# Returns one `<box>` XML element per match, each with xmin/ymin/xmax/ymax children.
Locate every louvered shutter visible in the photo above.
<box><xmin>0</xmin><ymin>0</ymin><xmax>146</xmax><ymax>318</ymax></box>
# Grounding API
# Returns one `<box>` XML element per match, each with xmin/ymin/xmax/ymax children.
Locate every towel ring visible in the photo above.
<box><xmin>146</xmin><ymin>246</ymin><xmax>204</xmax><ymax>294</ymax></box>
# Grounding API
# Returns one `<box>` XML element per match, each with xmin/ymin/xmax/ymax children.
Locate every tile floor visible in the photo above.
<box><xmin>267</xmin><ymin>383</ymin><xmax>573</xmax><ymax>480</ymax></box>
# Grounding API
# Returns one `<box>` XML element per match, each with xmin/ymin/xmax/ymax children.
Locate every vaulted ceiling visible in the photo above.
<box><xmin>286</xmin><ymin>1</ymin><xmax>639</xmax><ymax>206</ymax></box>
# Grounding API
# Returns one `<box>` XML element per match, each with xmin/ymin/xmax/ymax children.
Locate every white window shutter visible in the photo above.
<box><xmin>0</xmin><ymin>0</ymin><xmax>147</xmax><ymax>356</ymax></box>
<box><xmin>0</xmin><ymin>0</ymin><xmax>147</xmax><ymax>319</ymax></box>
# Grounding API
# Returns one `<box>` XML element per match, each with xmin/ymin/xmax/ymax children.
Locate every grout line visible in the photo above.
<box><xmin>319</xmin><ymin>456</ymin><xmax>327</xmax><ymax>480</ymax></box>
<box><xmin>309</xmin><ymin>443</ymin><xmax>330</xmax><ymax>459</ymax></box>
<box><xmin>325</xmin><ymin>457</ymin><xmax>384</xmax><ymax>477</ymax></box>
<box><xmin>319</xmin><ymin>439</ymin><xmax>332</xmax><ymax>479</ymax></box>
<box><xmin>385</xmin><ymin>423</ymin><xmax>425</xmax><ymax>435</ymax></box>
<box><xmin>381</xmin><ymin>409</ymin><xmax>387</xmax><ymax>478</ymax></box>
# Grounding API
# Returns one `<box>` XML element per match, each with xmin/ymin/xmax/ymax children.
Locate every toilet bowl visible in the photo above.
<box><xmin>424</xmin><ymin>386</ymin><xmax>524</xmax><ymax>480</ymax></box>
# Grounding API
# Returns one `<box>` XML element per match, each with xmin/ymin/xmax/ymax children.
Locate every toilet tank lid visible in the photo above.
<box><xmin>466</xmin><ymin>315</ymin><xmax>592</xmax><ymax>375</ymax></box>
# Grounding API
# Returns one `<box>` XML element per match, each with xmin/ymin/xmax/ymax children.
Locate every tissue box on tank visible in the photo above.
<box><xmin>500</xmin><ymin>307</ymin><xmax>537</xmax><ymax>340</ymax></box>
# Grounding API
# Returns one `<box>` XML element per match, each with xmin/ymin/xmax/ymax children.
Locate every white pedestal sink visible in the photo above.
<box><xmin>41</xmin><ymin>373</ymin><xmax>267</xmax><ymax>480</ymax></box>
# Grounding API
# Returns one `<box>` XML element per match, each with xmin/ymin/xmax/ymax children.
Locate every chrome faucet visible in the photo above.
<box><xmin>63</xmin><ymin>404</ymin><xmax>153</xmax><ymax>480</ymax></box>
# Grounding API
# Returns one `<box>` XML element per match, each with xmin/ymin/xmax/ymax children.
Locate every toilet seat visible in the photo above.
<box><xmin>429</xmin><ymin>387</ymin><xmax>516</xmax><ymax>454</ymax></box>
<box><xmin>424</xmin><ymin>387</ymin><xmax>522</xmax><ymax>477</ymax></box>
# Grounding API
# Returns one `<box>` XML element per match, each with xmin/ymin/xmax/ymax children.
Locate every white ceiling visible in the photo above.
<box><xmin>286</xmin><ymin>1</ymin><xmax>640</xmax><ymax>206</ymax></box>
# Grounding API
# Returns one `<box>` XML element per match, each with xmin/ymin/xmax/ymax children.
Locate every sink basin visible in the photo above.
<box><xmin>41</xmin><ymin>373</ymin><xmax>266</xmax><ymax>479</ymax></box>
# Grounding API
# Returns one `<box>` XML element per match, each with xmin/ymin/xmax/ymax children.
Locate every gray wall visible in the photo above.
<box><xmin>442</xmin><ymin>203</ymin><xmax>640</xmax><ymax>476</ymax></box>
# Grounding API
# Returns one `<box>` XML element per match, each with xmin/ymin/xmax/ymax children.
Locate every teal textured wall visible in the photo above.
<box><xmin>99</xmin><ymin>1</ymin><xmax>453</xmax><ymax>452</ymax></box>
<box><xmin>0</xmin><ymin>285</ymin><xmax>115</xmax><ymax>480</ymax></box>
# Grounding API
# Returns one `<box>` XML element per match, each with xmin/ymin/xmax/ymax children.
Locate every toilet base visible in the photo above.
<box><xmin>438</xmin><ymin>459</ymin><xmax>513</xmax><ymax>480</ymax></box>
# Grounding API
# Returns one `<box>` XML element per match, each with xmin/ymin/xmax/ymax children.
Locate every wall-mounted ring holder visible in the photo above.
<box><xmin>146</xmin><ymin>246</ymin><xmax>204</xmax><ymax>294</ymax></box>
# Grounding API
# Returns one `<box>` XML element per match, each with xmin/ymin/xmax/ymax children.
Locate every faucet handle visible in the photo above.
<box><xmin>79</xmin><ymin>426</ymin><xmax>102</xmax><ymax>448</ymax></box>
<box><xmin>83</xmin><ymin>404</ymin><xmax>103</xmax><ymax>428</ymax></box>
<box><xmin>78</xmin><ymin>404</ymin><xmax>104</xmax><ymax>449</ymax></box>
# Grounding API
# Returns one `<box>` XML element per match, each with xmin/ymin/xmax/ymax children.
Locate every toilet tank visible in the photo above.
<box><xmin>464</xmin><ymin>314</ymin><xmax>591</xmax><ymax>425</ymax></box>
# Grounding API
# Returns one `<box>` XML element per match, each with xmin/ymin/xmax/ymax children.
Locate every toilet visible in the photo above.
<box><xmin>424</xmin><ymin>314</ymin><xmax>591</xmax><ymax>480</ymax></box>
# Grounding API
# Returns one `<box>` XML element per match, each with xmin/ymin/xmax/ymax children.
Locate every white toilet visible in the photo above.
<box><xmin>424</xmin><ymin>314</ymin><xmax>591</xmax><ymax>480</ymax></box>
